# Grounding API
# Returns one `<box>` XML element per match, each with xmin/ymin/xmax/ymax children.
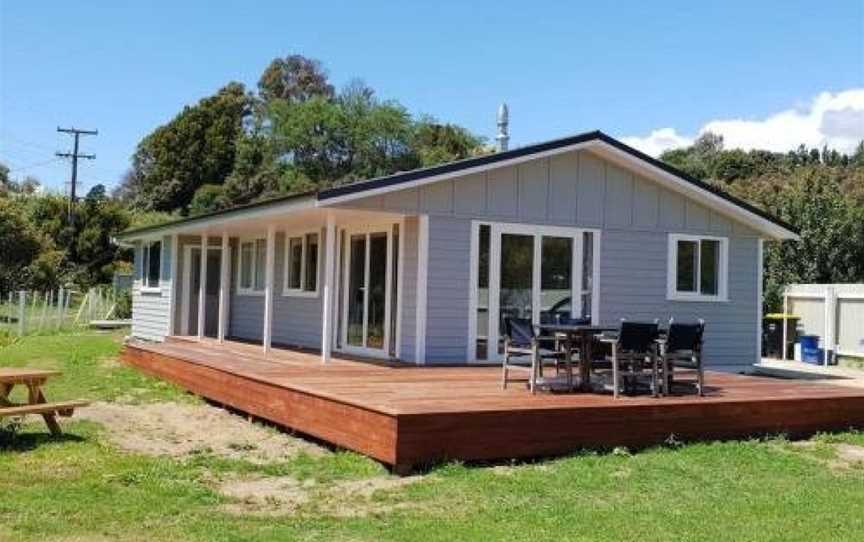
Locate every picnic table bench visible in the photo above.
<box><xmin>0</xmin><ymin>368</ymin><xmax>88</xmax><ymax>435</ymax></box>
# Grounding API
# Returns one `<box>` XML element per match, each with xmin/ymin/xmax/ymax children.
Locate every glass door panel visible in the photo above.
<box><xmin>475</xmin><ymin>224</ymin><xmax>490</xmax><ymax>360</ymax></box>
<box><xmin>346</xmin><ymin>234</ymin><xmax>366</xmax><ymax>347</ymax></box>
<box><xmin>367</xmin><ymin>233</ymin><xmax>388</xmax><ymax>350</ymax></box>
<box><xmin>498</xmin><ymin>233</ymin><xmax>534</xmax><ymax>354</ymax></box>
<box><xmin>188</xmin><ymin>248</ymin><xmax>201</xmax><ymax>336</ymax></box>
<box><xmin>540</xmin><ymin>236</ymin><xmax>573</xmax><ymax>324</ymax></box>
<box><xmin>581</xmin><ymin>232</ymin><xmax>594</xmax><ymax>319</ymax></box>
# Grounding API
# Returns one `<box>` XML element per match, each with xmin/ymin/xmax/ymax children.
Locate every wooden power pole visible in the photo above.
<box><xmin>56</xmin><ymin>126</ymin><xmax>98</xmax><ymax>222</ymax></box>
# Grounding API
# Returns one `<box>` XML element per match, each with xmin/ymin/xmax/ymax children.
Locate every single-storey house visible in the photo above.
<box><xmin>116</xmin><ymin>130</ymin><xmax>798</xmax><ymax>371</ymax></box>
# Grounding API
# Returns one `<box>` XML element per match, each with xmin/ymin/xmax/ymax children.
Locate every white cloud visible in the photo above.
<box><xmin>622</xmin><ymin>89</ymin><xmax>864</xmax><ymax>157</ymax></box>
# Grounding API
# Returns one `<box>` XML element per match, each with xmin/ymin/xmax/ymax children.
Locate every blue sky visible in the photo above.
<box><xmin>1</xmin><ymin>1</ymin><xmax>862</xmax><ymax>193</ymax></box>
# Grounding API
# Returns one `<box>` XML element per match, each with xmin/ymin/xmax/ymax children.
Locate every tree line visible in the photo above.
<box><xmin>1</xmin><ymin>54</ymin><xmax>862</xmax><ymax>311</ymax></box>
<box><xmin>115</xmin><ymin>55</ymin><xmax>487</xmax><ymax>216</ymax></box>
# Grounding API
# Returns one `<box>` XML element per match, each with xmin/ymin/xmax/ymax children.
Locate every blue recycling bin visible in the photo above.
<box><xmin>799</xmin><ymin>335</ymin><xmax>822</xmax><ymax>364</ymax></box>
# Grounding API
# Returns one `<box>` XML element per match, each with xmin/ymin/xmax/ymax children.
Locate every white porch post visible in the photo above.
<box><xmin>218</xmin><ymin>231</ymin><xmax>229</xmax><ymax>343</ymax></box>
<box><xmin>321</xmin><ymin>212</ymin><xmax>337</xmax><ymax>363</ymax></box>
<box><xmin>414</xmin><ymin>214</ymin><xmax>429</xmax><ymax>364</ymax></box>
<box><xmin>167</xmin><ymin>233</ymin><xmax>178</xmax><ymax>336</ymax></box>
<box><xmin>197</xmin><ymin>232</ymin><xmax>208</xmax><ymax>341</ymax></box>
<box><xmin>262</xmin><ymin>224</ymin><xmax>276</xmax><ymax>354</ymax></box>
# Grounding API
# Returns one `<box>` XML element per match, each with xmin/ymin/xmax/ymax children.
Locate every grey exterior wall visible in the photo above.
<box><xmin>228</xmin><ymin>231</ymin><xmax>325</xmax><ymax>349</ymax></box>
<box><xmin>339</xmin><ymin>149</ymin><xmax>762</xmax><ymax>369</ymax></box>
<box><xmin>131</xmin><ymin>235</ymin><xmax>174</xmax><ymax>342</ymax></box>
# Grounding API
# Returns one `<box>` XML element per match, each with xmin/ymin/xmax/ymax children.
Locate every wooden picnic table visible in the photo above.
<box><xmin>0</xmin><ymin>368</ymin><xmax>87</xmax><ymax>435</ymax></box>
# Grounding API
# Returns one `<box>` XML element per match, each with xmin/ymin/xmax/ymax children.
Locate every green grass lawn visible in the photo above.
<box><xmin>1</xmin><ymin>333</ymin><xmax>863</xmax><ymax>541</ymax></box>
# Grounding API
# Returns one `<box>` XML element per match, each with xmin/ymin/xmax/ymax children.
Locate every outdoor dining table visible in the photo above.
<box><xmin>540</xmin><ymin>324</ymin><xmax>618</xmax><ymax>391</ymax></box>
<box><xmin>0</xmin><ymin>367</ymin><xmax>86</xmax><ymax>435</ymax></box>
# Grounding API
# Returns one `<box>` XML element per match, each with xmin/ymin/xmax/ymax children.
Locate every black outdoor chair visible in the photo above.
<box><xmin>604</xmin><ymin>321</ymin><xmax>660</xmax><ymax>398</ymax></box>
<box><xmin>501</xmin><ymin>317</ymin><xmax>566</xmax><ymax>394</ymax></box>
<box><xmin>658</xmin><ymin>319</ymin><xmax>706</xmax><ymax>396</ymax></box>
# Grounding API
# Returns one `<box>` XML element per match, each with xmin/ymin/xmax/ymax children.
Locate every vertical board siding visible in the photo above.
<box><xmin>131</xmin><ymin>235</ymin><xmax>174</xmax><ymax>342</ymax></box>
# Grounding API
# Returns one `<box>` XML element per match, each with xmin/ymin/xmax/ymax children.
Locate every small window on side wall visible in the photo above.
<box><xmin>667</xmin><ymin>234</ymin><xmax>728</xmax><ymax>302</ymax></box>
<box><xmin>142</xmin><ymin>240</ymin><xmax>162</xmax><ymax>289</ymax></box>
<box><xmin>237</xmin><ymin>239</ymin><xmax>266</xmax><ymax>295</ymax></box>
<box><xmin>283</xmin><ymin>232</ymin><xmax>319</xmax><ymax>296</ymax></box>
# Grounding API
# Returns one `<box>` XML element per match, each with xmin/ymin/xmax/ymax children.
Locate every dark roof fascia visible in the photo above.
<box><xmin>115</xmin><ymin>190</ymin><xmax>316</xmax><ymax>240</ymax></box>
<box><xmin>117</xmin><ymin>130</ymin><xmax>797</xmax><ymax>241</ymax></box>
<box><xmin>317</xmin><ymin>130</ymin><xmax>602</xmax><ymax>201</ymax></box>
<box><xmin>318</xmin><ymin>129</ymin><xmax>796</xmax><ymax>236</ymax></box>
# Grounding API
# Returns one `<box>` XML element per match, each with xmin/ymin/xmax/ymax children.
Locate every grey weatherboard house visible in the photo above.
<box><xmin>117</xmin><ymin>130</ymin><xmax>798</xmax><ymax>372</ymax></box>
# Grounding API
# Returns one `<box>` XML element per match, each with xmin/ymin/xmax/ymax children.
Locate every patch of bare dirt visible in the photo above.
<box><xmin>80</xmin><ymin>401</ymin><xmax>325</xmax><ymax>463</ymax></box>
<box><xmin>218</xmin><ymin>474</ymin><xmax>425</xmax><ymax>517</ymax></box>
<box><xmin>830</xmin><ymin>444</ymin><xmax>864</xmax><ymax>470</ymax></box>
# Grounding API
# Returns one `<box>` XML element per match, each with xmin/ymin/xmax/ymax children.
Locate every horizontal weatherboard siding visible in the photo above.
<box><xmin>131</xmin><ymin>236</ymin><xmax>174</xmax><ymax>342</ymax></box>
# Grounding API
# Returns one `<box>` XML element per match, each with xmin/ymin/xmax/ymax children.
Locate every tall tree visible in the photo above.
<box><xmin>123</xmin><ymin>82</ymin><xmax>251</xmax><ymax>212</ymax></box>
<box><xmin>258</xmin><ymin>55</ymin><xmax>335</xmax><ymax>104</ymax></box>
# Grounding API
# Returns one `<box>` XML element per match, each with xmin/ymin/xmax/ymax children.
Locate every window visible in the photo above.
<box><xmin>141</xmin><ymin>240</ymin><xmax>161</xmax><ymax>290</ymax></box>
<box><xmin>237</xmin><ymin>238</ymin><xmax>266</xmax><ymax>295</ymax></box>
<box><xmin>283</xmin><ymin>231</ymin><xmax>320</xmax><ymax>296</ymax></box>
<box><xmin>667</xmin><ymin>234</ymin><xmax>728</xmax><ymax>301</ymax></box>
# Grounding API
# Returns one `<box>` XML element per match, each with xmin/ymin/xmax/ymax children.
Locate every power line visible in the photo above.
<box><xmin>56</xmin><ymin>126</ymin><xmax>98</xmax><ymax>223</ymax></box>
<box><xmin>4</xmin><ymin>156</ymin><xmax>66</xmax><ymax>173</ymax></box>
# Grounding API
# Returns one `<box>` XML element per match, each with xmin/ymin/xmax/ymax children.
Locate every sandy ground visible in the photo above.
<box><xmin>79</xmin><ymin>400</ymin><xmax>425</xmax><ymax>516</ymax></box>
<box><xmin>218</xmin><ymin>474</ymin><xmax>425</xmax><ymax>517</ymax></box>
<box><xmin>79</xmin><ymin>401</ymin><xmax>326</xmax><ymax>463</ymax></box>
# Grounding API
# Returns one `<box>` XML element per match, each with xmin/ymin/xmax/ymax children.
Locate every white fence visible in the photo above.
<box><xmin>783</xmin><ymin>283</ymin><xmax>864</xmax><ymax>363</ymax></box>
<box><xmin>0</xmin><ymin>287</ymin><xmax>120</xmax><ymax>336</ymax></box>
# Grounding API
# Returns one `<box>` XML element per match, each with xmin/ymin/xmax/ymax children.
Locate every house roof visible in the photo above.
<box><xmin>117</xmin><ymin>130</ymin><xmax>799</xmax><ymax>241</ymax></box>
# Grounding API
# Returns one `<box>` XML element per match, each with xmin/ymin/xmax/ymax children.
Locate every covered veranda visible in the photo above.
<box><xmin>148</xmin><ymin>195</ymin><xmax>418</xmax><ymax>364</ymax></box>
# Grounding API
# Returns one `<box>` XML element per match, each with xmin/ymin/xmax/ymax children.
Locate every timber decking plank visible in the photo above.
<box><xmin>121</xmin><ymin>339</ymin><xmax>864</xmax><ymax>470</ymax></box>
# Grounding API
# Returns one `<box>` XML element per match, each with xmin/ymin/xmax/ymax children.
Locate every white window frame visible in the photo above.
<box><xmin>141</xmin><ymin>239</ymin><xmax>163</xmax><ymax>293</ymax></box>
<box><xmin>467</xmin><ymin>221</ymin><xmax>602</xmax><ymax>362</ymax></box>
<box><xmin>667</xmin><ymin>233</ymin><xmax>729</xmax><ymax>302</ymax></box>
<box><xmin>283</xmin><ymin>229</ymin><xmax>321</xmax><ymax>298</ymax></box>
<box><xmin>236</xmin><ymin>237</ymin><xmax>266</xmax><ymax>296</ymax></box>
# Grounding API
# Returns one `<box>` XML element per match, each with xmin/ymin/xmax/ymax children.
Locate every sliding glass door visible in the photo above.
<box><xmin>471</xmin><ymin>222</ymin><xmax>599</xmax><ymax>361</ymax></box>
<box><xmin>340</xmin><ymin>226</ymin><xmax>394</xmax><ymax>357</ymax></box>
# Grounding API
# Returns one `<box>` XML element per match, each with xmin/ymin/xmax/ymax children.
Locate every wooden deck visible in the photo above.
<box><xmin>122</xmin><ymin>338</ymin><xmax>864</xmax><ymax>473</ymax></box>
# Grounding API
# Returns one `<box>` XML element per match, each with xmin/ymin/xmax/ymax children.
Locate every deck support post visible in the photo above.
<box><xmin>263</xmin><ymin>224</ymin><xmax>276</xmax><ymax>354</ymax></box>
<box><xmin>321</xmin><ymin>212</ymin><xmax>337</xmax><ymax>363</ymax></box>
<box><xmin>218</xmin><ymin>231</ymin><xmax>229</xmax><ymax>343</ymax></box>
<box><xmin>198</xmin><ymin>232</ymin><xmax>208</xmax><ymax>341</ymax></box>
